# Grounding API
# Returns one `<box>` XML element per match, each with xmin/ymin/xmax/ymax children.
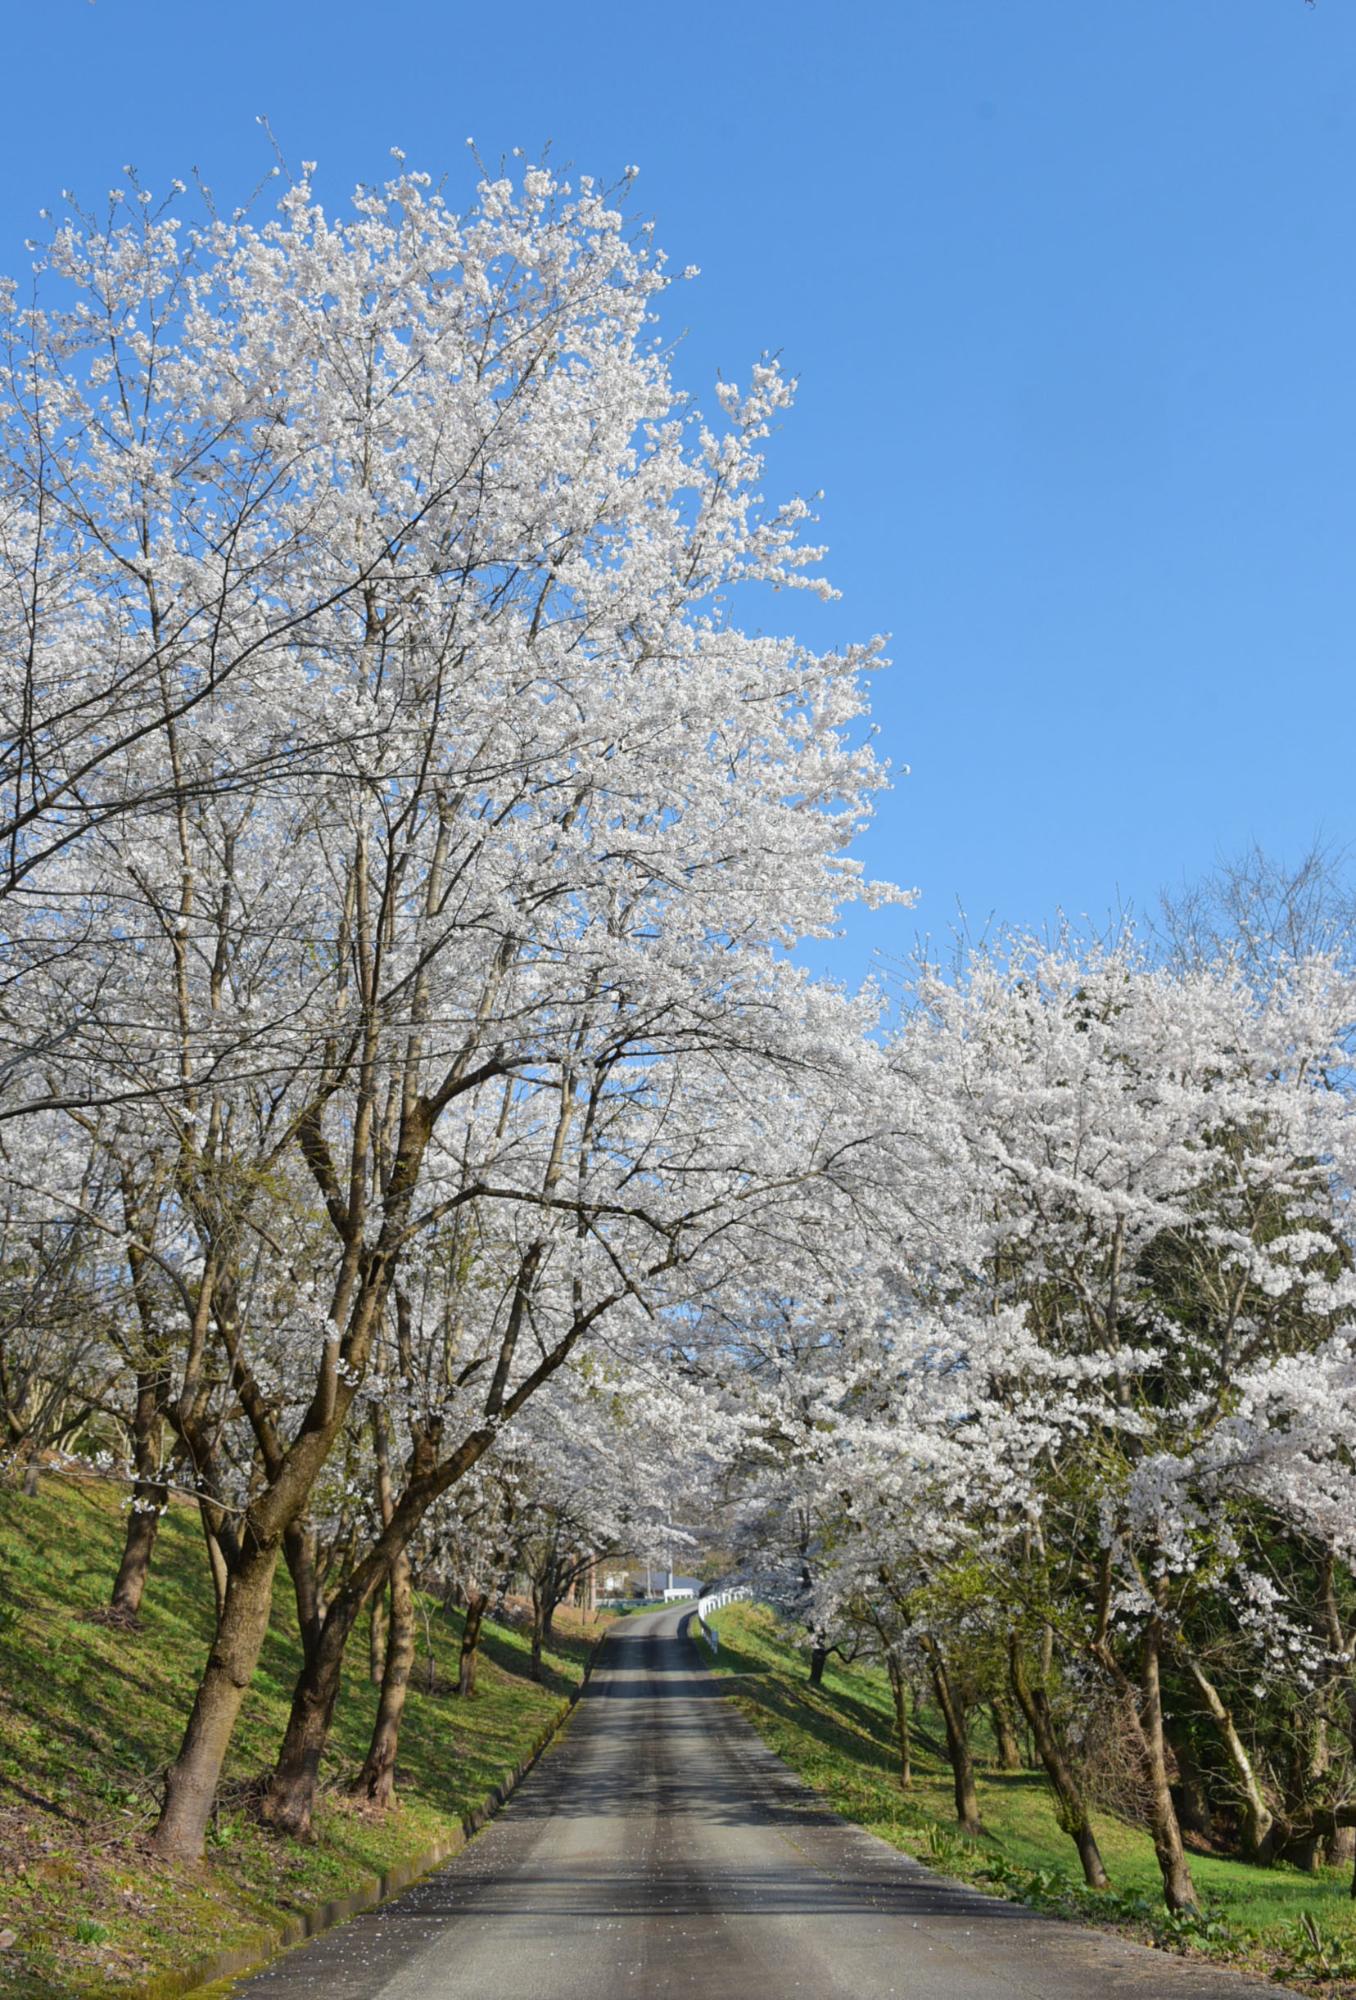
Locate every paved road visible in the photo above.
<box><xmin>237</xmin><ymin>1606</ymin><xmax>1296</xmax><ymax>1999</ymax></box>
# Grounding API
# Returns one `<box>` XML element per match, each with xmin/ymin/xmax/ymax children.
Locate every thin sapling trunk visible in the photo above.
<box><xmin>922</xmin><ymin>1637</ymin><xmax>981</xmax><ymax>1836</ymax></box>
<box><xmin>1008</xmin><ymin>1632</ymin><xmax>1109</xmax><ymax>1891</ymax></box>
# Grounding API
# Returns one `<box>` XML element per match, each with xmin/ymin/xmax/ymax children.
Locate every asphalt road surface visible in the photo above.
<box><xmin>236</xmin><ymin>1605</ymin><xmax>1298</xmax><ymax>1999</ymax></box>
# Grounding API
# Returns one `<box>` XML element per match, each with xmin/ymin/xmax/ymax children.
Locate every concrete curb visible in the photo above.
<box><xmin>121</xmin><ymin>1628</ymin><xmax>613</xmax><ymax>2000</ymax></box>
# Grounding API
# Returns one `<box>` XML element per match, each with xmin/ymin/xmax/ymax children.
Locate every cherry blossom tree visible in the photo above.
<box><xmin>720</xmin><ymin>935</ymin><xmax>1356</xmax><ymax>1910</ymax></box>
<box><xmin>1</xmin><ymin>152</ymin><xmax>899</xmax><ymax>1861</ymax></box>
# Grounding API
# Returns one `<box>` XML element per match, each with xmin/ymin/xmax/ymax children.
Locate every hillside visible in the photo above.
<box><xmin>0</xmin><ymin>1475</ymin><xmax>602</xmax><ymax>1999</ymax></box>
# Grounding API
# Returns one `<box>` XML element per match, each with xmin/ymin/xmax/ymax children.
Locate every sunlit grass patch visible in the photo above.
<box><xmin>0</xmin><ymin>1474</ymin><xmax>604</xmax><ymax>1998</ymax></box>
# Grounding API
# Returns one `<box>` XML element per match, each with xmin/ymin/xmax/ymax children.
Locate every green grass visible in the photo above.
<box><xmin>699</xmin><ymin>1602</ymin><xmax>1356</xmax><ymax>1992</ymax></box>
<box><xmin>0</xmin><ymin>1474</ymin><xmax>606</xmax><ymax>1999</ymax></box>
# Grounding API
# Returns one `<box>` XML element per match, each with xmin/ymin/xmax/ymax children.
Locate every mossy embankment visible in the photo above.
<box><xmin>698</xmin><ymin>1601</ymin><xmax>1356</xmax><ymax>1994</ymax></box>
<box><xmin>0</xmin><ymin>1474</ymin><xmax>604</xmax><ymax>1999</ymax></box>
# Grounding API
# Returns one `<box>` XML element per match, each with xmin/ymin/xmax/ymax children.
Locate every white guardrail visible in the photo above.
<box><xmin>693</xmin><ymin>1584</ymin><xmax>751</xmax><ymax>1656</ymax></box>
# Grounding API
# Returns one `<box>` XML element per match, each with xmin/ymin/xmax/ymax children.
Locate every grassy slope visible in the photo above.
<box><xmin>0</xmin><ymin>1475</ymin><xmax>604</xmax><ymax>2000</ymax></box>
<box><xmin>700</xmin><ymin>1602</ymin><xmax>1356</xmax><ymax>1992</ymax></box>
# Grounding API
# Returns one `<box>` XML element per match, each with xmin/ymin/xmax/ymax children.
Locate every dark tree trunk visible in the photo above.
<box><xmin>1009</xmin><ymin>1633</ymin><xmax>1109</xmax><ymax>1891</ymax></box>
<box><xmin>989</xmin><ymin>1695</ymin><xmax>1022</xmax><ymax>1773</ymax></box>
<box><xmin>109</xmin><ymin>1371</ymin><xmax>169</xmax><ymax>1621</ymax></box>
<box><xmin>458</xmin><ymin>1589</ymin><xmax>489</xmax><ymax>1698</ymax></box>
<box><xmin>366</xmin><ymin>1405</ymin><xmax>394</xmax><ymax>1695</ymax></box>
<box><xmin>283</xmin><ymin>1517</ymin><xmax>324</xmax><ymax>1668</ymax></box>
<box><xmin>1278</xmin><ymin>1718</ymin><xmax>1327</xmax><ymax>1872</ymax></box>
<box><xmin>528</xmin><ymin>1557</ymin><xmax>567</xmax><ymax>1683</ymax></box>
<box><xmin>808</xmin><ymin>1645</ymin><xmax>829</xmax><ymax>1688</ymax></box>
<box><xmin>262</xmin><ymin>1588</ymin><xmax>368</xmax><ymax>1837</ymax></box>
<box><xmin>1170</xmin><ymin>1735</ymin><xmax>1215</xmax><ymax>1845</ymax></box>
<box><xmin>530</xmin><ymin>1585</ymin><xmax>547</xmax><ymax>1683</ymax></box>
<box><xmin>923</xmin><ymin>1638</ymin><xmax>981</xmax><ymax>1836</ymax></box>
<box><xmin>356</xmin><ymin>1546</ymin><xmax>416</xmax><ymax>1809</ymax></box>
<box><xmin>1282</xmin><ymin>1828</ymin><xmax>1323</xmax><ymax>1873</ymax></box>
<box><xmin>887</xmin><ymin>1654</ymin><xmax>912</xmax><ymax>1788</ymax></box>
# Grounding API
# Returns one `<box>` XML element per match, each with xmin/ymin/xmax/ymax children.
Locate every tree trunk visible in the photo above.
<box><xmin>887</xmin><ymin>1654</ymin><xmax>912</xmax><ymax>1788</ymax></box>
<box><xmin>151</xmin><ymin>1335</ymin><xmax>371</xmax><ymax>1858</ymax></box>
<box><xmin>109</xmin><ymin>1372</ymin><xmax>168</xmax><ymax>1621</ymax></box>
<box><xmin>1009</xmin><ymin>1633</ymin><xmax>1108</xmax><ymax>1891</ymax></box>
<box><xmin>1182</xmin><ymin>1653</ymin><xmax>1274</xmax><ymax>1862</ymax></box>
<box><xmin>808</xmin><ymin>1644</ymin><xmax>829</xmax><ymax>1688</ymax></box>
<box><xmin>530</xmin><ymin>1586</ymin><xmax>546</xmax><ymax>1683</ymax></box>
<box><xmin>369</xmin><ymin>1587</ymin><xmax>389</xmax><ymax>1686</ymax></box>
<box><xmin>1283</xmin><ymin>1827</ymin><xmax>1323</xmax><ymax>1874</ymax></box>
<box><xmin>282</xmin><ymin>1517</ymin><xmax>324</xmax><ymax>1668</ymax></box>
<box><xmin>366</xmin><ymin>1406</ymin><xmax>393</xmax><ymax>1689</ymax></box>
<box><xmin>264</xmin><ymin>1380</ymin><xmax>402</xmax><ymax>1839</ymax></box>
<box><xmin>263</xmin><ymin>1579</ymin><xmax>374</xmax><ymax>1837</ymax></box>
<box><xmin>356</xmin><ymin>1546</ymin><xmax>415</xmax><ymax>1809</ymax></box>
<box><xmin>201</xmin><ymin>1516</ymin><xmax>231</xmax><ymax>1624</ymax></box>
<box><xmin>1140</xmin><ymin>1617</ymin><xmax>1197</xmax><ymax>1910</ymax></box>
<box><xmin>152</xmin><ymin>1541</ymin><xmax>281</xmax><ymax>1862</ymax></box>
<box><xmin>990</xmin><ymin>1695</ymin><xmax>1022</xmax><ymax>1773</ymax></box>
<box><xmin>148</xmin><ymin>1054</ymin><xmax>486</xmax><ymax>1865</ymax></box>
<box><xmin>259</xmin><ymin>1411</ymin><xmax>511</xmax><ymax>1836</ymax></box>
<box><xmin>1318</xmin><ymin>1553</ymin><xmax>1356</xmax><ymax>1872</ymax></box>
<box><xmin>173</xmin><ymin>1422</ymin><xmax>239</xmax><ymax>1628</ymax></box>
<box><xmin>458</xmin><ymin>1589</ymin><xmax>488</xmax><ymax>1697</ymax></box>
<box><xmin>923</xmin><ymin>1638</ymin><xmax>981</xmax><ymax>1836</ymax></box>
<box><xmin>1170</xmin><ymin>1732</ymin><xmax>1215</xmax><ymax>1845</ymax></box>
<box><xmin>1279</xmin><ymin>1721</ymin><xmax>1327</xmax><ymax>1873</ymax></box>
<box><xmin>109</xmin><ymin>1498</ymin><xmax>163</xmax><ymax>1622</ymax></box>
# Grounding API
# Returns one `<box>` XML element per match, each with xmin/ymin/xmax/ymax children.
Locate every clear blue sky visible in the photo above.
<box><xmin>2</xmin><ymin>0</ymin><xmax>1351</xmax><ymax>984</ymax></box>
